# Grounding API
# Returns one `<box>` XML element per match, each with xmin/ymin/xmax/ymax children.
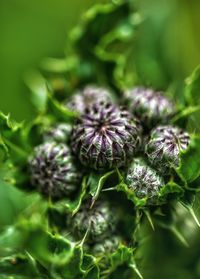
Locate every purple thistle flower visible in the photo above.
<box><xmin>124</xmin><ymin>87</ymin><xmax>175</xmax><ymax>128</ymax></box>
<box><xmin>66</xmin><ymin>85</ymin><xmax>113</xmax><ymax>114</ymax></box>
<box><xmin>71</xmin><ymin>102</ymin><xmax>142</xmax><ymax>170</ymax></box>
<box><xmin>29</xmin><ymin>142</ymin><xmax>81</xmax><ymax>198</ymax></box>
<box><xmin>146</xmin><ymin>125</ymin><xmax>190</xmax><ymax>172</ymax></box>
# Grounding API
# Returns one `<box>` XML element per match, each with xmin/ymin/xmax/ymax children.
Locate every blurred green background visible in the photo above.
<box><xmin>0</xmin><ymin>0</ymin><xmax>96</xmax><ymax>120</ymax></box>
<box><xmin>1</xmin><ymin>0</ymin><xmax>200</xmax><ymax>121</ymax></box>
<box><xmin>0</xmin><ymin>0</ymin><xmax>200</xmax><ymax>120</ymax></box>
<box><xmin>0</xmin><ymin>1</ymin><xmax>200</xmax><ymax>278</ymax></box>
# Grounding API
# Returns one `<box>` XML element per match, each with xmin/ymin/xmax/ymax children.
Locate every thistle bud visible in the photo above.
<box><xmin>124</xmin><ymin>87</ymin><xmax>175</xmax><ymax>129</ymax></box>
<box><xmin>92</xmin><ymin>236</ymin><xmax>121</xmax><ymax>255</ymax></box>
<box><xmin>71</xmin><ymin>202</ymin><xmax>116</xmax><ymax>241</ymax></box>
<box><xmin>71</xmin><ymin>102</ymin><xmax>142</xmax><ymax>170</ymax></box>
<box><xmin>29</xmin><ymin>142</ymin><xmax>81</xmax><ymax>198</ymax></box>
<box><xmin>66</xmin><ymin>85</ymin><xmax>113</xmax><ymax>114</ymax></box>
<box><xmin>44</xmin><ymin>123</ymin><xmax>72</xmax><ymax>143</ymax></box>
<box><xmin>126</xmin><ymin>158</ymin><xmax>164</xmax><ymax>204</ymax></box>
<box><xmin>146</xmin><ymin>125</ymin><xmax>190</xmax><ymax>172</ymax></box>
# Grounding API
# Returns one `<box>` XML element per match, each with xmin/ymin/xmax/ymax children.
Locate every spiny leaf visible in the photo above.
<box><xmin>89</xmin><ymin>170</ymin><xmax>116</xmax><ymax>208</ymax></box>
<box><xmin>72</xmin><ymin>176</ymin><xmax>89</xmax><ymax>215</ymax></box>
<box><xmin>176</xmin><ymin>134</ymin><xmax>200</xmax><ymax>183</ymax></box>
<box><xmin>116</xmin><ymin>182</ymin><xmax>147</xmax><ymax>207</ymax></box>
<box><xmin>179</xmin><ymin>194</ymin><xmax>200</xmax><ymax>227</ymax></box>
<box><xmin>143</xmin><ymin>210</ymin><xmax>155</xmax><ymax>230</ymax></box>
<box><xmin>159</xmin><ymin>181</ymin><xmax>184</xmax><ymax>201</ymax></box>
<box><xmin>47</xmin><ymin>93</ymin><xmax>78</xmax><ymax>122</ymax></box>
<box><xmin>0</xmin><ymin>254</ymin><xmax>41</xmax><ymax>278</ymax></box>
<box><xmin>184</xmin><ymin>65</ymin><xmax>200</xmax><ymax>105</ymax></box>
<box><xmin>128</xmin><ymin>260</ymin><xmax>143</xmax><ymax>279</ymax></box>
<box><xmin>170</xmin><ymin>226</ymin><xmax>189</xmax><ymax>247</ymax></box>
<box><xmin>0</xmin><ymin>112</ymin><xmax>28</xmax><ymax>164</ymax></box>
<box><xmin>172</xmin><ymin>105</ymin><xmax>200</xmax><ymax>123</ymax></box>
<box><xmin>187</xmin><ymin>207</ymin><xmax>200</xmax><ymax>227</ymax></box>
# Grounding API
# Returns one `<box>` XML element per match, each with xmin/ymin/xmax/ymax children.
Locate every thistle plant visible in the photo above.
<box><xmin>146</xmin><ymin>125</ymin><xmax>190</xmax><ymax>172</ymax></box>
<box><xmin>66</xmin><ymin>85</ymin><xmax>113</xmax><ymax>114</ymax></box>
<box><xmin>124</xmin><ymin>87</ymin><xmax>175</xmax><ymax>129</ymax></box>
<box><xmin>125</xmin><ymin>158</ymin><xmax>165</xmax><ymax>204</ymax></box>
<box><xmin>1</xmin><ymin>1</ymin><xmax>200</xmax><ymax>278</ymax></box>
<box><xmin>70</xmin><ymin>201</ymin><xmax>117</xmax><ymax>241</ymax></box>
<box><xmin>92</xmin><ymin>236</ymin><xmax>121</xmax><ymax>255</ymax></box>
<box><xmin>71</xmin><ymin>102</ymin><xmax>142</xmax><ymax>170</ymax></box>
<box><xmin>44</xmin><ymin>123</ymin><xmax>72</xmax><ymax>143</ymax></box>
<box><xmin>29</xmin><ymin>142</ymin><xmax>81</xmax><ymax>199</ymax></box>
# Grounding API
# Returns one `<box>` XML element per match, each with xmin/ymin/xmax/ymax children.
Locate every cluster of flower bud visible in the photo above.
<box><xmin>26</xmin><ymin>84</ymin><xmax>192</xmax><ymax>258</ymax></box>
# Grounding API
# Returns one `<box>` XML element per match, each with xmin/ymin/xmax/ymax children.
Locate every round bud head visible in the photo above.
<box><xmin>29</xmin><ymin>142</ymin><xmax>81</xmax><ymax>198</ymax></box>
<box><xmin>126</xmin><ymin>158</ymin><xmax>164</xmax><ymax>204</ymax></box>
<box><xmin>44</xmin><ymin>123</ymin><xmax>72</xmax><ymax>143</ymax></box>
<box><xmin>124</xmin><ymin>87</ymin><xmax>175</xmax><ymax>129</ymax></box>
<box><xmin>71</xmin><ymin>102</ymin><xmax>142</xmax><ymax>170</ymax></box>
<box><xmin>66</xmin><ymin>85</ymin><xmax>113</xmax><ymax>114</ymax></box>
<box><xmin>72</xmin><ymin>202</ymin><xmax>116</xmax><ymax>241</ymax></box>
<box><xmin>92</xmin><ymin>236</ymin><xmax>121</xmax><ymax>255</ymax></box>
<box><xmin>146</xmin><ymin>125</ymin><xmax>190</xmax><ymax>172</ymax></box>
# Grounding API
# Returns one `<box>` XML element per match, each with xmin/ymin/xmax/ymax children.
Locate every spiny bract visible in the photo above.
<box><xmin>146</xmin><ymin>125</ymin><xmax>190</xmax><ymax>172</ymax></box>
<box><xmin>126</xmin><ymin>158</ymin><xmax>164</xmax><ymax>204</ymax></box>
<box><xmin>124</xmin><ymin>87</ymin><xmax>175</xmax><ymax>129</ymax></box>
<box><xmin>29</xmin><ymin>142</ymin><xmax>81</xmax><ymax>198</ymax></box>
<box><xmin>44</xmin><ymin>123</ymin><xmax>72</xmax><ymax>143</ymax></box>
<box><xmin>66</xmin><ymin>85</ymin><xmax>113</xmax><ymax>114</ymax></box>
<box><xmin>71</xmin><ymin>201</ymin><xmax>116</xmax><ymax>241</ymax></box>
<box><xmin>71</xmin><ymin>102</ymin><xmax>142</xmax><ymax>170</ymax></box>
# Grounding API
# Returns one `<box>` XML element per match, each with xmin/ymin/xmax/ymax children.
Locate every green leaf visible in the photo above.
<box><xmin>176</xmin><ymin>134</ymin><xmax>200</xmax><ymax>183</ymax></box>
<box><xmin>48</xmin><ymin>176</ymin><xmax>88</xmax><ymax>220</ymax></box>
<box><xmin>81</xmin><ymin>254</ymin><xmax>97</xmax><ymax>272</ymax></box>
<box><xmin>172</xmin><ymin>105</ymin><xmax>200</xmax><ymax>124</ymax></box>
<box><xmin>109</xmin><ymin>245</ymin><xmax>135</xmax><ymax>268</ymax></box>
<box><xmin>102</xmin><ymin>245</ymin><xmax>142</xmax><ymax>279</ymax></box>
<box><xmin>170</xmin><ymin>226</ymin><xmax>189</xmax><ymax>247</ymax></box>
<box><xmin>0</xmin><ymin>112</ymin><xmax>28</xmax><ymax>164</ymax></box>
<box><xmin>0</xmin><ymin>254</ymin><xmax>41</xmax><ymax>278</ymax></box>
<box><xmin>0</xmin><ymin>135</ymin><xmax>9</xmax><ymax>162</ymax></box>
<box><xmin>40</xmin><ymin>57</ymin><xmax>70</xmax><ymax>73</ymax></box>
<box><xmin>72</xmin><ymin>176</ymin><xmax>88</xmax><ymax>215</ymax></box>
<box><xmin>116</xmin><ymin>182</ymin><xmax>147</xmax><ymax>208</ymax></box>
<box><xmin>0</xmin><ymin>112</ymin><xmax>23</xmax><ymax>131</ymax></box>
<box><xmin>46</xmin><ymin>94</ymin><xmax>78</xmax><ymax>122</ymax></box>
<box><xmin>159</xmin><ymin>181</ymin><xmax>184</xmax><ymax>200</ymax></box>
<box><xmin>83</xmin><ymin>265</ymin><xmax>100</xmax><ymax>279</ymax></box>
<box><xmin>184</xmin><ymin>65</ymin><xmax>200</xmax><ymax>105</ymax></box>
<box><xmin>24</xmin><ymin>70</ymin><xmax>48</xmax><ymax>112</ymax></box>
<box><xmin>68</xmin><ymin>0</ymin><xmax>141</xmax><ymax>90</ymax></box>
<box><xmin>180</xmin><ymin>192</ymin><xmax>200</xmax><ymax>227</ymax></box>
<box><xmin>0</xmin><ymin>217</ymin><xmax>86</xmax><ymax>278</ymax></box>
<box><xmin>88</xmin><ymin>170</ymin><xmax>116</xmax><ymax>207</ymax></box>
